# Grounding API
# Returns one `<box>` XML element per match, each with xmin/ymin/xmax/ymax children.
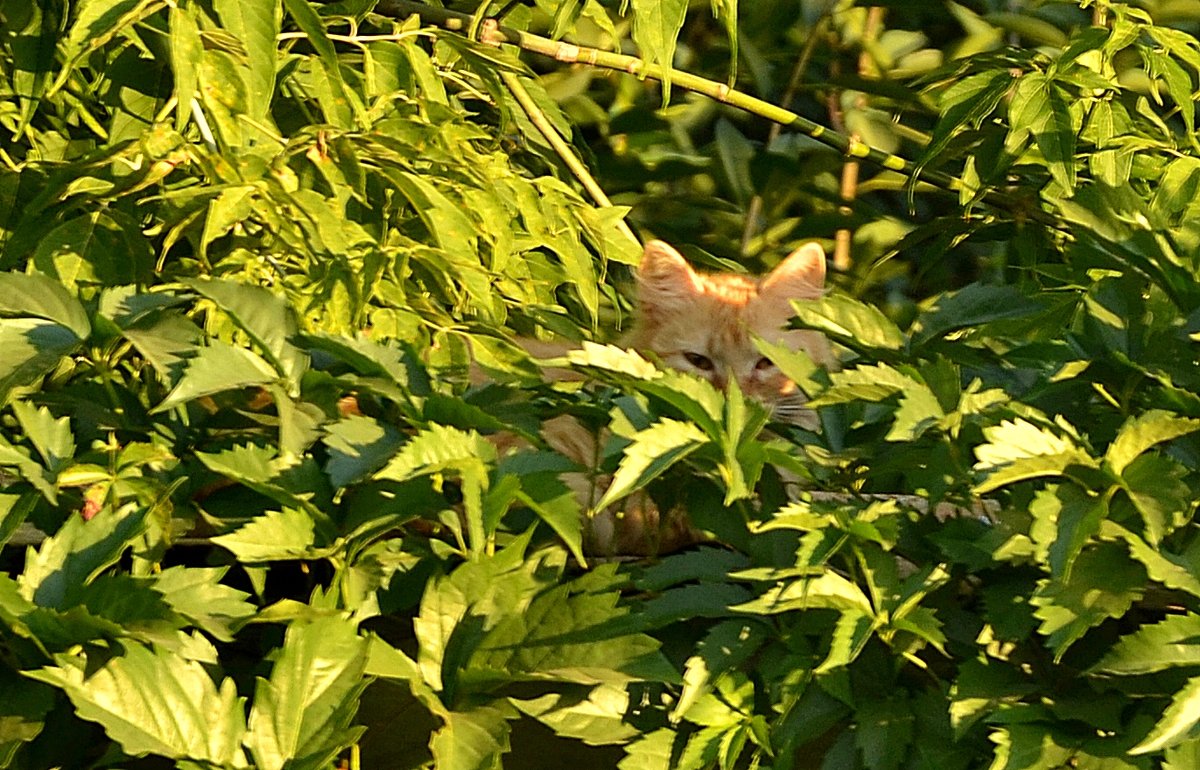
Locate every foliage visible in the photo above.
<box><xmin>4</xmin><ymin>0</ymin><xmax>1200</xmax><ymax>767</ymax></box>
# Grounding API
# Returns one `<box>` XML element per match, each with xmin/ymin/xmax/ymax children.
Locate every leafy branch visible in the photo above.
<box><xmin>374</xmin><ymin>0</ymin><xmax>1057</xmax><ymax>228</ymax></box>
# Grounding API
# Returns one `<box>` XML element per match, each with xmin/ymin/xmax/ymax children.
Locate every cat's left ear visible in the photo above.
<box><xmin>759</xmin><ymin>242</ymin><xmax>826</xmax><ymax>299</ymax></box>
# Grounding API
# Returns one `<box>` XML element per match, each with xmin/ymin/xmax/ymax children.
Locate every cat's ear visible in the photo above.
<box><xmin>637</xmin><ymin>240</ymin><xmax>703</xmax><ymax>312</ymax></box>
<box><xmin>759</xmin><ymin>242</ymin><xmax>826</xmax><ymax>300</ymax></box>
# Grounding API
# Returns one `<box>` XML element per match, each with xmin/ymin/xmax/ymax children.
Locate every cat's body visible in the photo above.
<box><xmin>532</xmin><ymin>239</ymin><xmax>834</xmax><ymax>555</ymax></box>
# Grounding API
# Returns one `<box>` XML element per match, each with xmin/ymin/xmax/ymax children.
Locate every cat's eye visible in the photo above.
<box><xmin>683</xmin><ymin>352</ymin><xmax>714</xmax><ymax>371</ymax></box>
<box><xmin>754</xmin><ymin>356</ymin><xmax>775</xmax><ymax>371</ymax></box>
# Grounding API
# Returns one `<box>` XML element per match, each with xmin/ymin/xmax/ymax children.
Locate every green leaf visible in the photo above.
<box><xmin>151</xmin><ymin>566</ymin><xmax>256</xmax><ymax>643</ymax></box>
<box><xmin>511</xmin><ymin>683</ymin><xmax>640</xmax><ymax>746</ymax></box>
<box><xmin>0</xmin><ymin>319</ymin><xmax>82</xmax><ymax>403</ymax></box>
<box><xmin>213</xmin><ymin>0</ymin><xmax>279</xmax><ymax>123</ymax></box>
<box><xmin>211</xmin><ymin>508</ymin><xmax>326</xmax><ymax>563</ymax></box>
<box><xmin>471</xmin><ymin>582</ymin><xmax>670</xmax><ymax>686</ymax></box>
<box><xmin>389</xmin><ymin>172</ymin><xmax>478</xmax><ymax>252</ymax></box>
<box><xmin>19</xmin><ymin>503</ymin><xmax>147</xmax><ymax>609</ymax></box>
<box><xmin>245</xmin><ymin>615</ymin><xmax>368</xmax><ymax>770</ymax></box>
<box><xmin>911</xmin><ymin>284</ymin><xmax>1044</xmax><ymax>346</ymax></box>
<box><xmin>672</xmin><ymin>618</ymin><xmax>763</xmax><ymax>719</ymax></box>
<box><xmin>10</xmin><ymin>401</ymin><xmax>73</xmax><ymax>473</ymax></box>
<box><xmin>1031</xmin><ymin>543</ymin><xmax>1145</xmax><ymax>660</ymax></box>
<box><xmin>1093</xmin><ymin>613</ymin><xmax>1200</xmax><ymax>675</ymax></box>
<box><xmin>152</xmin><ymin>340</ymin><xmax>278</xmax><ymax>413</ymax></box>
<box><xmin>630</xmin><ymin>0</ymin><xmax>688</xmax><ymax>104</ymax></box>
<box><xmin>731</xmin><ymin>572</ymin><xmax>873</xmax><ymax>616</ymax></box>
<box><xmin>1010</xmin><ymin>72</ymin><xmax>1076</xmax><ymax>193</ymax></box>
<box><xmin>1028</xmin><ymin>484</ymin><xmax>1105</xmax><ymax>581</ymax></box>
<box><xmin>1131</xmin><ymin>674</ymin><xmax>1200</xmax><ymax>755</ymax></box>
<box><xmin>186</xmin><ymin>279</ymin><xmax>308</xmax><ymax>386</ymax></box>
<box><xmin>1121</xmin><ymin>453</ymin><xmax>1192</xmax><ymax>545</ymax></box>
<box><xmin>26</xmin><ymin>644</ymin><xmax>247</xmax><ymax>766</ymax></box>
<box><xmin>0</xmin><ymin>667</ymin><xmax>54</xmax><ymax>764</ymax></box>
<box><xmin>323</xmin><ymin>414</ymin><xmax>405</xmax><ymax>488</ymax></box>
<box><xmin>1105</xmin><ymin>410</ymin><xmax>1200</xmax><ymax>476</ymax></box>
<box><xmin>595</xmin><ymin>418</ymin><xmax>708</xmax><ymax>511</ymax></box>
<box><xmin>430</xmin><ymin>705</ymin><xmax>512</xmax><ymax>770</ymax></box>
<box><xmin>280</xmin><ymin>0</ymin><xmax>357</xmax><ymax>127</ymax></box>
<box><xmin>974</xmin><ymin>419</ymin><xmax>1096</xmax><ymax>493</ymax></box>
<box><xmin>376</xmin><ymin>424</ymin><xmax>495</xmax><ymax>553</ymax></box>
<box><xmin>31</xmin><ymin>211</ymin><xmax>153</xmax><ymax>290</ymax></box>
<box><xmin>1106</xmin><ymin>522</ymin><xmax>1200</xmax><ymax>601</ymax></box>
<box><xmin>789</xmin><ymin>295</ymin><xmax>906</xmax><ymax>352</ymax></box>
<box><xmin>168</xmin><ymin>7</ymin><xmax>202</xmax><ymax>131</ymax></box>
<box><xmin>0</xmin><ymin>272</ymin><xmax>90</xmax><ymax>340</ymax></box>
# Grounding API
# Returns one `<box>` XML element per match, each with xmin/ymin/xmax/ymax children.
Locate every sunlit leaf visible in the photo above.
<box><xmin>27</xmin><ymin>644</ymin><xmax>247</xmax><ymax>766</ymax></box>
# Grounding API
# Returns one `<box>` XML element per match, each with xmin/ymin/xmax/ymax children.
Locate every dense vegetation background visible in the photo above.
<box><xmin>4</xmin><ymin>0</ymin><xmax>1200</xmax><ymax>767</ymax></box>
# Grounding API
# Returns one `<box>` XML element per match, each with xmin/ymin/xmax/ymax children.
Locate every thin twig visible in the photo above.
<box><xmin>833</xmin><ymin>6</ymin><xmax>886</xmax><ymax>272</ymax></box>
<box><xmin>740</xmin><ymin>15</ymin><xmax>829</xmax><ymax>255</ymax></box>
<box><xmin>491</xmin><ymin>32</ymin><xmax>641</xmax><ymax>247</ymax></box>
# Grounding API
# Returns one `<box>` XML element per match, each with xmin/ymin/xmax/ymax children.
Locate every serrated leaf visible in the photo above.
<box><xmin>0</xmin><ymin>272</ymin><xmax>90</xmax><ymax>340</ymax></box>
<box><xmin>1131</xmin><ymin>674</ymin><xmax>1200</xmax><ymax>755</ymax></box>
<box><xmin>430</xmin><ymin>705</ymin><xmax>512</xmax><ymax>770</ymax></box>
<box><xmin>815</xmin><ymin>610</ymin><xmax>875</xmax><ymax>674</ymax></box>
<box><xmin>1031</xmin><ymin>543</ymin><xmax>1145</xmax><ymax>660</ymax></box>
<box><xmin>789</xmin><ymin>295</ymin><xmax>906</xmax><ymax>352</ymax></box>
<box><xmin>911</xmin><ymin>284</ymin><xmax>1044</xmax><ymax>345</ymax></box>
<box><xmin>10</xmin><ymin>401</ymin><xmax>73</xmax><ymax>473</ymax></box>
<box><xmin>0</xmin><ymin>319</ymin><xmax>83</xmax><ymax>401</ymax></box>
<box><xmin>731</xmin><ymin>572</ymin><xmax>872</xmax><ymax>616</ymax></box>
<box><xmin>595</xmin><ymin>418</ymin><xmax>708</xmax><ymax>511</ymax></box>
<box><xmin>1105</xmin><ymin>522</ymin><xmax>1200</xmax><ymax>601</ymax></box>
<box><xmin>566</xmin><ymin>341</ymin><xmax>661</xmax><ymax>380</ymax></box>
<box><xmin>1122</xmin><ymin>453</ymin><xmax>1192</xmax><ymax>545</ymax></box>
<box><xmin>152</xmin><ymin>566</ymin><xmax>256</xmax><ymax>643</ymax></box>
<box><xmin>323</xmin><ymin>414</ymin><xmax>405</xmax><ymax>488</ymax></box>
<box><xmin>19</xmin><ymin>503</ymin><xmax>147</xmax><ymax>609</ymax></box>
<box><xmin>211</xmin><ymin>508</ymin><xmax>326</xmax><ymax>563</ymax></box>
<box><xmin>672</xmin><ymin>620</ymin><xmax>768</xmax><ymax>721</ymax></box>
<box><xmin>152</xmin><ymin>340</ymin><xmax>278</xmax><ymax>413</ymax></box>
<box><xmin>245</xmin><ymin>615</ymin><xmax>368</xmax><ymax>770</ymax></box>
<box><xmin>26</xmin><ymin>644</ymin><xmax>247</xmax><ymax>766</ymax></box>
<box><xmin>186</xmin><ymin>279</ymin><xmax>308</xmax><ymax>386</ymax></box>
<box><xmin>1105</xmin><ymin>409</ymin><xmax>1200</xmax><ymax>476</ymax></box>
<box><xmin>512</xmin><ymin>683</ymin><xmax>639</xmax><ymax>746</ymax></box>
<box><xmin>1093</xmin><ymin>613</ymin><xmax>1200</xmax><ymax>676</ymax></box>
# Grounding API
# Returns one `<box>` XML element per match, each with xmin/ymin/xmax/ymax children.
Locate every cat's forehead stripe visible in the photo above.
<box><xmin>698</xmin><ymin>274</ymin><xmax>758</xmax><ymax>305</ymax></box>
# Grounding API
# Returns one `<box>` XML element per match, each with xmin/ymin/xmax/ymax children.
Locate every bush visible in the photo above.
<box><xmin>3</xmin><ymin>0</ymin><xmax>1200</xmax><ymax>767</ymax></box>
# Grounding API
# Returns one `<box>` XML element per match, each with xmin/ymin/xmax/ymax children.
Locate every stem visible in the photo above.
<box><xmin>497</xmin><ymin>65</ymin><xmax>641</xmax><ymax>247</ymax></box>
<box><xmin>833</xmin><ymin>6</ymin><xmax>886</xmax><ymax>272</ymax></box>
<box><xmin>740</xmin><ymin>15</ymin><xmax>828</xmax><ymax>254</ymax></box>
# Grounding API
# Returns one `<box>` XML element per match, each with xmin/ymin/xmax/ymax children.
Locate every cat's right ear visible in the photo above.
<box><xmin>637</xmin><ymin>240</ymin><xmax>703</xmax><ymax>312</ymax></box>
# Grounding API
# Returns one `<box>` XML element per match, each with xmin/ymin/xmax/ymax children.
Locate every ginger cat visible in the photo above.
<box><xmin>627</xmin><ymin>239</ymin><xmax>833</xmax><ymax>425</ymax></box>
<box><xmin>562</xmin><ymin>239</ymin><xmax>834</xmax><ymax>555</ymax></box>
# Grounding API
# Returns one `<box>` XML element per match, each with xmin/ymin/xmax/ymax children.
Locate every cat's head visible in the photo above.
<box><xmin>628</xmin><ymin>240</ymin><xmax>833</xmax><ymax>426</ymax></box>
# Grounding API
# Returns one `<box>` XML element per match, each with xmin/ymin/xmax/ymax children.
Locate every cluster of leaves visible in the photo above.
<box><xmin>5</xmin><ymin>0</ymin><xmax>1200</xmax><ymax>768</ymax></box>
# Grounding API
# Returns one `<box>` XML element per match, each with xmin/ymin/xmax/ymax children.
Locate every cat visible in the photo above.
<box><xmin>542</xmin><ymin>239</ymin><xmax>834</xmax><ymax>555</ymax></box>
<box><xmin>626</xmin><ymin>239</ymin><xmax>833</xmax><ymax>426</ymax></box>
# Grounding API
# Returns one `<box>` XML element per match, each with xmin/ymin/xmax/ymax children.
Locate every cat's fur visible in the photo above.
<box><xmin>627</xmin><ymin>240</ymin><xmax>832</xmax><ymax>426</ymax></box>
<box><xmin>550</xmin><ymin>239</ymin><xmax>834</xmax><ymax>555</ymax></box>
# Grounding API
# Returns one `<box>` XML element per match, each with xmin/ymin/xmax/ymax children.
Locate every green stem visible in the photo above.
<box><xmin>498</xmin><ymin>68</ymin><xmax>641</xmax><ymax>247</ymax></box>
